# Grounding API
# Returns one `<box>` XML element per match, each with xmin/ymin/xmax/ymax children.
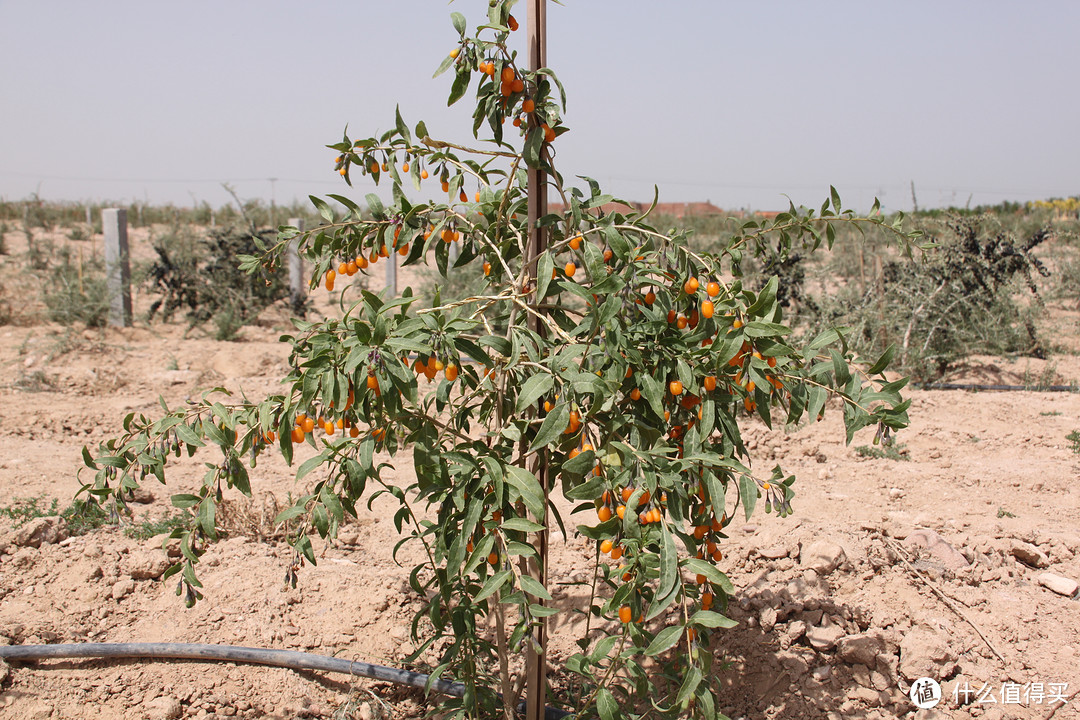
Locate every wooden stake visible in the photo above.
<box><xmin>524</xmin><ymin>3</ymin><xmax>549</xmax><ymax>720</ymax></box>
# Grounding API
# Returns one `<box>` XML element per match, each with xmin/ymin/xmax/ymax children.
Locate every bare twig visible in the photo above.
<box><xmin>881</xmin><ymin>536</ymin><xmax>1007</xmax><ymax>665</ymax></box>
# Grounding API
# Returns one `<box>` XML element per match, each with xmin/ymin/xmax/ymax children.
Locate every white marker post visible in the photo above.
<box><xmin>287</xmin><ymin>218</ymin><xmax>305</xmax><ymax>312</ymax></box>
<box><xmin>102</xmin><ymin>208</ymin><xmax>132</xmax><ymax>328</ymax></box>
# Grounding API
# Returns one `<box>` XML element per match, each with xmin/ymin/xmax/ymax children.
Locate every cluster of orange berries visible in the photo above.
<box><xmin>411</xmin><ymin>355</ymin><xmax>459</xmax><ymax>383</ymax></box>
<box><xmin>289</xmin><ymin>407</ymin><xmax>365</xmax><ymax>444</ymax></box>
<box><xmin>595</xmin><ymin>485</ymin><xmax>665</xmax><ymax>527</ymax></box>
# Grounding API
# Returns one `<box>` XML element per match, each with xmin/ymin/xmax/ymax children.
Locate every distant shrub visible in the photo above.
<box><xmin>145</xmin><ymin>222</ymin><xmax>290</xmax><ymax>336</ymax></box>
<box><xmin>42</xmin><ymin>245</ymin><xmax>110</xmax><ymax>328</ymax></box>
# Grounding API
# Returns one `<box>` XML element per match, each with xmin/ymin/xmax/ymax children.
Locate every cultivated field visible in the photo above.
<box><xmin>1</xmin><ymin>209</ymin><xmax>1079</xmax><ymax>720</ymax></box>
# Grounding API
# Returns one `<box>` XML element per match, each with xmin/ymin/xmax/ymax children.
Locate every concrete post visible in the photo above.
<box><xmin>287</xmin><ymin>218</ymin><xmax>305</xmax><ymax>312</ymax></box>
<box><xmin>102</xmin><ymin>209</ymin><xmax>132</xmax><ymax>327</ymax></box>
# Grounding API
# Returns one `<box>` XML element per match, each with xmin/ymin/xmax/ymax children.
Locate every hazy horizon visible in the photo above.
<box><xmin>2</xmin><ymin>1</ymin><xmax>1077</xmax><ymax>214</ymax></box>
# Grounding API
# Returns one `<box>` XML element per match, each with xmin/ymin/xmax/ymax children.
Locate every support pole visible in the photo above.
<box><xmin>102</xmin><ymin>208</ymin><xmax>132</xmax><ymax>327</ymax></box>
<box><xmin>287</xmin><ymin>218</ymin><xmax>305</xmax><ymax>313</ymax></box>
<box><xmin>524</xmin><ymin>3</ymin><xmax>549</xmax><ymax>720</ymax></box>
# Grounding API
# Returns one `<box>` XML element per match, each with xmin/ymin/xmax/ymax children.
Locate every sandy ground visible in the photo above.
<box><xmin>0</xmin><ymin>226</ymin><xmax>1079</xmax><ymax>720</ymax></box>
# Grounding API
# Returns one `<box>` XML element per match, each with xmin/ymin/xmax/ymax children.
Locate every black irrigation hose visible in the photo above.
<box><xmin>0</xmin><ymin>643</ymin><xmax>572</xmax><ymax>720</ymax></box>
<box><xmin>914</xmin><ymin>382</ymin><xmax>1078</xmax><ymax>392</ymax></box>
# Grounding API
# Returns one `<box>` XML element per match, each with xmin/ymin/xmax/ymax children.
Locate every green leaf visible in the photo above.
<box><xmin>536</xmin><ymin>250</ymin><xmax>554</xmax><ymax>300</ymax></box>
<box><xmin>171</xmin><ymin>493</ymin><xmax>201</xmax><ymax>509</ymax></box>
<box><xmin>519</xmin><ymin>575</ymin><xmax>552</xmax><ymax>601</ymax></box>
<box><xmin>516</xmin><ymin>373</ymin><xmax>554</xmax><ymax>415</ymax></box>
<box><xmin>448</xmin><ymin>69</ymin><xmax>470</xmax><ymax>106</ymax></box>
<box><xmin>394</xmin><ymin>105</ymin><xmax>412</xmax><ymax>145</ymax></box>
<box><xmin>474</xmin><ymin>569</ymin><xmax>511</xmax><ymax>602</ymax></box>
<box><xmin>529</xmin><ymin>401</ymin><xmax>569</xmax><ymax>452</ymax></box>
<box><xmin>523</xmin><ymin>126</ymin><xmax>544</xmax><ymax>168</ymax></box>
<box><xmin>505</xmin><ymin>465</ymin><xmax>545</xmax><ymax>519</ymax></box>
<box><xmin>450</xmin><ymin>11</ymin><xmax>466</xmax><ymax>36</ymax></box>
<box><xmin>639</xmin><ymin>373</ymin><xmax>664</xmax><ymax>419</ymax></box>
<box><xmin>644</xmin><ymin>624</ymin><xmax>684</xmax><ymax>656</ymax></box>
<box><xmin>596</xmin><ymin>688</ymin><xmax>619</xmax><ymax>720</ymax></box>
<box><xmin>739</xmin><ymin>474</ymin><xmax>757</xmax><ymax>521</ymax></box>
<box><xmin>830</xmin><ymin>185</ymin><xmax>842</xmax><ymax>213</ymax></box>
<box><xmin>867</xmin><ymin>344</ymin><xmax>897</xmax><ymax>375</ymax></box>
<box><xmin>683</xmin><ymin>558</ymin><xmax>736</xmax><ymax>595</ymax></box>
<box><xmin>501</xmin><ymin>517</ymin><xmax>545</xmax><ymax>533</ymax></box>
<box><xmin>676</xmin><ymin>667</ymin><xmax>702</xmax><ymax>705</ymax></box>
<box><xmin>688</xmin><ymin>610</ymin><xmax>738</xmax><ymax>629</ymax></box>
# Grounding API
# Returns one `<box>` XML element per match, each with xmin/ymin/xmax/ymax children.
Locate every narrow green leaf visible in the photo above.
<box><xmin>596</xmin><ymin>688</ymin><xmax>619</xmax><ymax>720</ymax></box>
<box><xmin>501</xmin><ymin>517</ymin><xmax>545</xmax><ymax>533</ymax></box>
<box><xmin>739</xmin><ymin>474</ymin><xmax>757</xmax><ymax>521</ymax></box>
<box><xmin>516</xmin><ymin>373</ymin><xmax>554</xmax><ymax>415</ymax></box>
<box><xmin>473</xmin><ymin>569</ymin><xmax>511</xmax><ymax>602</ymax></box>
<box><xmin>529</xmin><ymin>402</ymin><xmax>569</xmax><ymax>452</ymax></box>
<box><xmin>689</xmin><ymin>610</ymin><xmax>738</xmax><ymax>629</ymax></box>
<box><xmin>644</xmin><ymin>625</ymin><xmax>684</xmax><ymax>656</ymax></box>
<box><xmin>867</xmin><ymin>344</ymin><xmax>897</xmax><ymax>375</ymax></box>
<box><xmin>519</xmin><ymin>575</ymin><xmax>552</xmax><ymax>601</ymax></box>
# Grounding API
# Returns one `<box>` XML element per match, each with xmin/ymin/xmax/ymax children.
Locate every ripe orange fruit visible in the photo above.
<box><xmin>616</xmin><ymin>505</ymin><xmax>626</xmax><ymax>519</ymax></box>
<box><xmin>488</xmin><ymin>552</ymin><xmax>499</xmax><ymax>566</ymax></box>
<box><xmin>669</xmin><ymin>380</ymin><xmax>684</xmax><ymax>396</ymax></box>
<box><xmin>349</xmin><ymin>426</ymin><xmax>360</xmax><ymax>438</ymax></box>
<box><xmin>441</xmin><ymin>180</ymin><xmax>450</xmax><ymax>193</ymax></box>
<box><xmin>300</xmin><ymin>416</ymin><xmax>315</xmax><ymax>434</ymax></box>
<box><xmin>421</xmin><ymin>169</ymin><xmax>430</xmax><ymax>180</ymax></box>
<box><xmin>706</xmin><ymin>281</ymin><xmax>720</xmax><ymax>297</ymax></box>
<box><xmin>507</xmin><ymin>14</ymin><xmax>519</xmax><ymax>31</ymax></box>
<box><xmin>366</xmin><ymin>374</ymin><xmax>379</xmax><ymax>391</ymax></box>
<box><xmin>325</xmin><ymin>269</ymin><xmax>336</xmax><ymax>291</ymax></box>
<box><xmin>501</xmin><ymin>67</ymin><xmax>515</xmax><ymax>83</ymax></box>
<box><xmin>370</xmin><ymin>162</ymin><xmax>379</xmax><ymax>174</ymax></box>
<box><xmin>767</xmin><ymin>356</ymin><xmax>777</xmax><ymax>368</ymax></box>
<box><xmin>402</xmin><ymin>162</ymin><xmax>409</xmax><ymax>172</ymax></box>
<box><xmin>459</xmin><ymin>189</ymin><xmax>468</xmax><ymax>203</ymax></box>
<box><xmin>644</xmin><ymin>291</ymin><xmax>656</xmax><ymax>305</ymax></box>
<box><xmin>600</xmin><ymin>539</ymin><xmax>614</xmax><ymax>554</ymax></box>
<box><xmin>684</xmin><ymin>277</ymin><xmax>699</xmax><ymax>295</ymax></box>
<box><xmin>398</xmin><ymin>244</ymin><xmax>409</xmax><ymax>256</ymax></box>
<box><xmin>597</xmin><ymin>506</ymin><xmax>612</xmax><ymax>522</ymax></box>
<box><xmin>564</xmin><ymin>262</ymin><xmax>576</xmax><ymax>278</ymax></box>
<box><xmin>676</xmin><ymin>314</ymin><xmax>688</xmax><ymax>330</ymax></box>
<box><xmin>483</xmin><ymin>261</ymin><xmax>492</xmax><ymax>276</ymax></box>
<box><xmin>609</xmin><ymin>546</ymin><xmax>623</xmax><ymax>560</ymax></box>
<box><xmin>619</xmin><ymin>606</ymin><xmax>633</xmax><ymax>624</ymax></box>
<box><xmin>511</xmin><ymin>78</ymin><xmax>525</xmax><ymax>94</ymax></box>
<box><xmin>445</xmin><ymin>364</ymin><xmax>459</xmax><ymax>382</ymax></box>
<box><xmin>291</xmin><ymin>427</ymin><xmax>305</xmax><ymax>443</ymax></box>
<box><xmin>569</xmin><ymin>235</ymin><xmax>582</xmax><ymax>250</ymax></box>
<box><xmin>667</xmin><ymin>309</ymin><xmax>677</xmax><ymax>324</ymax></box>
<box><xmin>522</xmin><ymin>98</ymin><xmax>535</xmax><ymax>113</ymax></box>
<box><xmin>449</xmin><ymin>48</ymin><xmax>460</xmax><ymax>59</ymax></box>
<box><xmin>541</xmin><ymin>123</ymin><xmax>556</xmax><ymax>143</ymax></box>
<box><xmin>704</xmin><ymin>375</ymin><xmax>717</xmax><ymax>392</ymax></box>
<box><xmin>701</xmin><ymin>300</ymin><xmax>715</xmax><ymax>319</ymax></box>
<box><xmin>733</xmin><ymin>318</ymin><xmax>744</xmax><ymax>329</ymax></box>
<box><xmin>630</xmin><ymin>388</ymin><xmax>641</xmax><ymax>401</ymax></box>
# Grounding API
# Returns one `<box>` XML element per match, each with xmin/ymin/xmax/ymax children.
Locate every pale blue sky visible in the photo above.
<box><xmin>1</xmin><ymin>1</ymin><xmax>1076</xmax><ymax>213</ymax></box>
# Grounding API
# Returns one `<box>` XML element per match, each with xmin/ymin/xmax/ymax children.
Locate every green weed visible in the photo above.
<box><xmin>854</xmin><ymin>443</ymin><xmax>910</xmax><ymax>461</ymax></box>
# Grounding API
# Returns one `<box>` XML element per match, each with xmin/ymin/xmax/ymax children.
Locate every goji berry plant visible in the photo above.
<box><xmin>82</xmin><ymin>4</ymin><xmax>919</xmax><ymax>719</ymax></box>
